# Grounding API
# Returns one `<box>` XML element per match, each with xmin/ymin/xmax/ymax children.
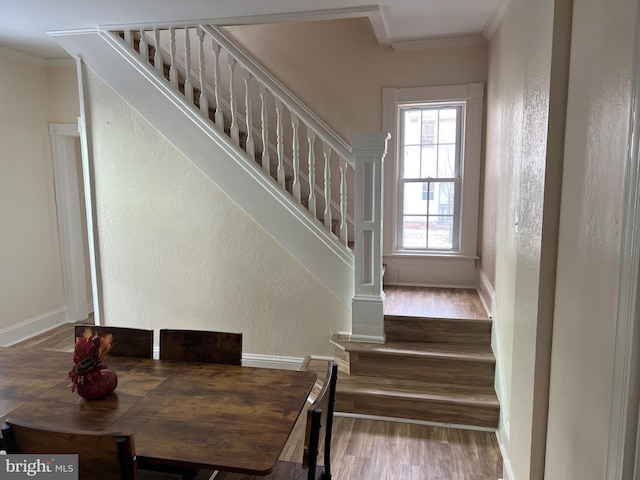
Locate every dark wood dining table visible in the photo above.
<box><xmin>0</xmin><ymin>347</ymin><xmax>317</xmax><ymax>475</ymax></box>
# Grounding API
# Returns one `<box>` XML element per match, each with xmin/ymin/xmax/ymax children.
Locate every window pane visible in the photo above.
<box><xmin>421</xmin><ymin>145</ymin><xmax>437</xmax><ymax>178</ymax></box>
<box><xmin>421</xmin><ymin>109</ymin><xmax>438</xmax><ymax>145</ymax></box>
<box><xmin>428</xmin><ymin>216</ymin><xmax>453</xmax><ymax>249</ymax></box>
<box><xmin>403</xmin><ymin>217</ymin><xmax>426</xmax><ymax>248</ymax></box>
<box><xmin>403</xmin><ymin>146</ymin><xmax>421</xmax><ymax>178</ymax></box>
<box><xmin>403</xmin><ymin>109</ymin><xmax>422</xmax><ymax>145</ymax></box>
<box><xmin>403</xmin><ymin>182</ymin><xmax>427</xmax><ymax>215</ymax></box>
<box><xmin>437</xmin><ymin>144</ymin><xmax>456</xmax><ymax>178</ymax></box>
<box><xmin>436</xmin><ymin>182</ymin><xmax>455</xmax><ymax>213</ymax></box>
<box><xmin>438</xmin><ymin>108</ymin><xmax>458</xmax><ymax>144</ymax></box>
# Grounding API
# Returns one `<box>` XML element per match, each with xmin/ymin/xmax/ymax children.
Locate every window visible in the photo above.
<box><xmin>399</xmin><ymin>104</ymin><xmax>462</xmax><ymax>250</ymax></box>
<box><xmin>382</xmin><ymin>84</ymin><xmax>484</xmax><ymax>267</ymax></box>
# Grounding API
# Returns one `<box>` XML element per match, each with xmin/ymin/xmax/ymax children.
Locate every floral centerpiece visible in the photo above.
<box><xmin>69</xmin><ymin>328</ymin><xmax>118</xmax><ymax>400</ymax></box>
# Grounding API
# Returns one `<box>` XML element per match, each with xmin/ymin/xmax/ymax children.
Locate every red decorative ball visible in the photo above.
<box><xmin>77</xmin><ymin>367</ymin><xmax>118</xmax><ymax>400</ymax></box>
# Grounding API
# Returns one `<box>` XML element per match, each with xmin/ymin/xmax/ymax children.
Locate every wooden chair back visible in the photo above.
<box><xmin>303</xmin><ymin>361</ymin><xmax>338</xmax><ymax>480</ymax></box>
<box><xmin>159</xmin><ymin>329</ymin><xmax>242</xmax><ymax>365</ymax></box>
<box><xmin>1</xmin><ymin>418</ymin><xmax>138</xmax><ymax>480</ymax></box>
<box><xmin>74</xmin><ymin>325</ymin><xmax>153</xmax><ymax>358</ymax></box>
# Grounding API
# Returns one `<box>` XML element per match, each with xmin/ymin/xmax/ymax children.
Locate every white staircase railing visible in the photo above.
<box><xmin>117</xmin><ymin>24</ymin><xmax>355</xmax><ymax>245</ymax></box>
<box><xmin>110</xmin><ymin>23</ymin><xmax>388</xmax><ymax>340</ymax></box>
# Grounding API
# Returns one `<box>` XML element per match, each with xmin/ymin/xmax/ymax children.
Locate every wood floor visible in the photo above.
<box><xmin>11</xmin><ymin>288</ymin><xmax>503</xmax><ymax>479</ymax></box>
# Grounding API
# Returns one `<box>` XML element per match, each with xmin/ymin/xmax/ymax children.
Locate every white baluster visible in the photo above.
<box><xmin>275</xmin><ymin>99</ymin><xmax>285</xmax><ymax>188</ymax></box>
<box><xmin>291</xmin><ymin>113</ymin><xmax>301</xmax><ymax>202</ymax></box>
<box><xmin>243</xmin><ymin>70</ymin><xmax>255</xmax><ymax>159</ymax></box>
<box><xmin>153</xmin><ymin>28</ymin><xmax>163</xmax><ymax>76</ymax></box>
<box><xmin>169</xmin><ymin>28</ymin><xmax>178</xmax><ymax>90</ymax></box>
<box><xmin>184</xmin><ymin>28</ymin><xmax>193</xmax><ymax>104</ymax></box>
<box><xmin>323</xmin><ymin>142</ymin><xmax>333</xmax><ymax>230</ymax></box>
<box><xmin>306</xmin><ymin>130</ymin><xmax>317</xmax><ymax>217</ymax></box>
<box><xmin>138</xmin><ymin>29</ymin><xmax>149</xmax><ymax>64</ymax></box>
<box><xmin>339</xmin><ymin>155</ymin><xmax>348</xmax><ymax>244</ymax></box>
<box><xmin>212</xmin><ymin>42</ymin><xmax>224</xmax><ymax>132</ymax></box>
<box><xmin>124</xmin><ymin>30</ymin><xmax>133</xmax><ymax>49</ymax></box>
<box><xmin>196</xmin><ymin>28</ymin><xmax>209</xmax><ymax>118</ymax></box>
<box><xmin>259</xmin><ymin>84</ymin><xmax>271</xmax><ymax>176</ymax></box>
<box><xmin>228</xmin><ymin>57</ymin><xmax>239</xmax><ymax>145</ymax></box>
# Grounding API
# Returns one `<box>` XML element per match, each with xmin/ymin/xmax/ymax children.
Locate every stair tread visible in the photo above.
<box><xmin>338</xmin><ymin>376</ymin><xmax>499</xmax><ymax>408</ymax></box>
<box><xmin>302</xmin><ymin>359</ymin><xmax>498</xmax><ymax>408</ymax></box>
<box><xmin>384</xmin><ymin>313</ymin><xmax>492</xmax><ymax>323</ymax></box>
<box><xmin>331</xmin><ymin>334</ymin><xmax>495</xmax><ymax>362</ymax></box>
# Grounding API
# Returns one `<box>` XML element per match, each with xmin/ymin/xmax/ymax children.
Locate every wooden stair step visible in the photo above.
<box><xmin>384</xmin><ymin>314</ymin><xmax>493</xmax><ymax>345</ymax></box>
<box><xmin>331</xmin><ymin>334</ymin><xmax>494</xmax><ymax>362</ymax></box>
<box><xmin>331</xmin><ymin>334</ymin><xmax>495</xmax><ymax>387</ymax></box>
<box><xmin>301</xmin><ymin>358</ymin><xmax>499</xmax><ymax>428</ymax></box>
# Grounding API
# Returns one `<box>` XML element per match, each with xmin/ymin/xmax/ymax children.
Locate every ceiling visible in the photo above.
<box><xmin>0</xmin><ymin>0</ymin><xmax>505</xmax><ymax>59</ymax></box>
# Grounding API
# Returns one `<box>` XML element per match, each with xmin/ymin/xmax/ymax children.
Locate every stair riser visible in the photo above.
<box><xmin>384</xmin><ymin>315</ymin><xmax>492</xmax><ymax>345</ymax></box>
<box><xmin>336</xmin><ymin>392</ymin><xmax>499</xmax><ymax>428</ymax></box>
<box><xmin>351</xmin><ymin>353</ymin><xmax>495</xmax><ymax>387</ymax></box>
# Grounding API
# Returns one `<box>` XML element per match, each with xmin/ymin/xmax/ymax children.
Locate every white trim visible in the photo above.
<box><xmin>478</xmin><ymin>268</ymin><xmax>496</xmax><ymax>319</ymax></box>
<box><xmin>496</xmin><ymin>427</ymin><xmax>515</xmax><ymax>480</ymax></box>
<box><xmin>50</xmin><ymin>123</ymin><xmax>89</xmax><ymax>324</ymax></box>
<box><xmin>0</xmin><ymin>308</ymin><xmax>69</xmax><ymax>347</ymax></box>
<box><xmin>606</xmin><ymin>3</ymin><xmax>640</xmax><ymax>475</ymax></box>
<box><xmin>391</xmin><ymin>35</ymin><xmax>486</xmax><ymax>52</ymax></box>
<box><xmin>0</xmin><ymin>45</ymin><xmax>74</xmax><ymax>67</ymax></box>
<box><xmin>91</xmin><ymin>6</ymin><xmax>391</xmax><ymax>47</ymax></box>
<box><xmin>483</xmin><ymin>0</ymin><xmax>513</xmax><ymax>40</ymax></box>
<box><xmin>150</xmin><ymin>348</ymin><xmax>304</xmax><ymax>369</ymax></box>
<box><xmin>382</xmin><ymin>83</ymin><xmax>484</xmax><ymax>287</ymax></box>
<box><xmin>0</xmin><ymin>45</ymin><xmax>47</xmax><ymax>66</ymax></box>
<box><xmin>241</xmin><ymin>354</ymin><xmax>304</xmax><ymax>370</ymax></box>
<box><xmin>76</xmin><ymin>59</ymin><xmax>103</xmax><ymax>325</ymax></box>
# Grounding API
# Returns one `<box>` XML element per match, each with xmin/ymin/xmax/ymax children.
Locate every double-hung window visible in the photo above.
<box><xmin>382</xmin><ymin>84</ymin><xmax>484</xmax><ymax>285</ymax></box>
<box><xmin>399</xmin><ymin>104</ymin><xmax>462</xmax><ymax>250</ymax></box>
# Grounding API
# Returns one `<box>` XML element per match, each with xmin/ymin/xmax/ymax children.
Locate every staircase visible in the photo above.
<box><xmin>304</xmin><ymin>286</ymin><xmax>499</xmax><ymax>429</ymax></box>
<box><xmin>50</xmin><ymin>23</ymin><xmax>499</xmax><ymax>428</ymax></box>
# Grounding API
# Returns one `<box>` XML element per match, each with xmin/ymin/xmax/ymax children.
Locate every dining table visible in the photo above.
<box><xmin>0</xmin><ymin>346</ymin><xmax>317</xmax><ymax>475</ymax></box>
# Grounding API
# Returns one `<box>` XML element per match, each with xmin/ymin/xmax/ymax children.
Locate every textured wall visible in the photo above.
<box><xmin>0</xmin><ymin>56</ymin><xmax>67</xmax><ymax>330</ymax></box>
<box><xmin>484</xmin><ymin>0</ymin><xmax>570</xmax><ymax>477</ymax></box>
<box><xmin>545</xmin><ymin>0</ymin><xmax>636</xmax><ymax>477</ymax></box>
<box><xmin>85</xmin><ymin>70</ymin><xmax>349</xmax><ymax>357</ymax></box>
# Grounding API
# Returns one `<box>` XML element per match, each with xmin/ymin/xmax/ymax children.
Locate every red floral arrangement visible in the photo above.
<box><xmin>69</xmin><ymin>328</ymin><xmax>118</xmax><ymax>400</ymax></box>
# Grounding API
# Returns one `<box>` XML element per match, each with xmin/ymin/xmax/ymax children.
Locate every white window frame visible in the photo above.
<box><xmin>382</xmin><ymin>84</ymin><xmax>484</xmax><ymax>286</ymax></box>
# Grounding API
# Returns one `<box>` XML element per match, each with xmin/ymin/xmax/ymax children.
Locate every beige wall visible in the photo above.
<box><xmin>483</xmin><ymin>0</ymin><xmax>572</xmax><ymax>478</ymax></box>
<box><xmin>85</xmin><ymin>70</ymin><xmax>350</xmax><ymax>357</ymax></box>
<box><xmin>545</xmin><ymin>0</ymin><xmax>637</xmax><ymax>477</ymax></box>
<box><xmin>225</xmin><ymin>18</ymin><xmax>487</xmax><ymax>144</ymax></box>
<box><xmin>0</xmin><ymin>56</ymin><xmax>78</xmax><ymax>332</ymax></box>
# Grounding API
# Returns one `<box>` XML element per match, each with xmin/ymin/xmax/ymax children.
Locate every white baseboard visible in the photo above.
<box><xmin>496</xmin><ymin>426</ymin><xmax>514</xmax><ymax>480</ymax></box>
<box><xmin>149</xmin><ymin>349</ymin><xmax>306</xmax><ymax>370</ymax></box>
<box><xmin>478</xmin><ymin>268</ymin><xmax>496</xmax><ymax>318</ymax></box>
<box><xmin>0</xmin><ymin>307</ymin><xmax>70</xmax><ymax>347</ymax></box>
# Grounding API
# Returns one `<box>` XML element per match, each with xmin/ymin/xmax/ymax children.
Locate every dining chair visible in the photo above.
<box><xmin>2</xmin><ymin>418</ymin><xmax>138</xmax><ymax>480</ymax></box>
<box><xmin>74</xmin><ymin>325</ymin><xmax>154</xmax><ymax>358</ymax></box>
<box><xmin>159</xmin><ymin>328</ymin><xmax>242</xmax><ymax>365</ymax></box>
<box><xmin>215</xmin><ymin>361</ymin><xmax>338</xmax><ymax>480</ymax></box>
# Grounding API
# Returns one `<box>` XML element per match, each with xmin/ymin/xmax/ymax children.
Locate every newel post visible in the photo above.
<box><xmin>350</xmin><ymin>132</ymin><xmax>390</xmax><ymax>343</ymax></box>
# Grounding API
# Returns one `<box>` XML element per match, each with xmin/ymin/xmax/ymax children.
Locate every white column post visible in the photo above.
<box><xmin>350</xmin><ymin>132</ymin><xmax>390</xmax><ymax>343</ymax></box>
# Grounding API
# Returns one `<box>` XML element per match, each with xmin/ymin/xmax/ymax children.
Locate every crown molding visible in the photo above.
<box><xmin>483</xmin><ymin>0</ymin><xmax>513</xmax><ymax>40</ymax></box>
<box><xmin>98</xmin><ymin>5</ymin><xmax>391</xmax><ymax>47</ymax></box>
<box><xmin>0</xmin><ymin>44</ymin><xmax>74</xmax><ymax>67</ymax></box>
<box><xmin>391</xmin><ymin>35</ymin><xmax>486</xmax><ymax>51</ymax></box>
